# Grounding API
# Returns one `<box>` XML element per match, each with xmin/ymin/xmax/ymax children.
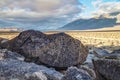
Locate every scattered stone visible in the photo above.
<box><xmin>0</xmin><ymin>49</ymin><xmax>24</xmax><ymax>61</ymax></box>
<box><xmin>94</xmin><ymin>48</ymin><xmax>120</xmax><ymax>59</ymax></box>
<box><xmin>83</xmin><ymin>53</ymin><xmax>95</xmax><ymax>69</ymax></box>
<box><xmin>78</xmin><ymin>65</ymin><xmax>96</xmax><ymax>80</ymax></box>
<box><xmin>85</xmin><ymin>53</ymin><xmax>95</xmax><ymax>64</ymax></box>
<box><xmin>93</xmin><ymin>48</ymin><xmax>109</xmax><ymax>58</ymax></box>
<box><xmin>0</xmin><ymin>38</ymin><xmax>8</xmax><ymax>44</ymax></box>
<box><xmin>93</xmin><ymin>59</ymin><xmax>120</xmax><ymax>80</ymax></box>
<box><xmin>26</xmin><ymin>72</ymin><xmax>47</xmax><ymax>80</ymax></box>
<box><xmin>111</xmin><ymin>49</ymin><xmax>120</xmax><ymax>54</ymax></box>
<box><xmin>104</xmin><ymin>54</ymin><xmax>120</xmax><ymax>59</ymax></box>
<box><xmin>1</xmin><ymin>30</ymin><xmax>88</xmax><ymax>68</ymax></box>
<box><xmin>0</xmin><ymin>38</ymin><xmax>8</xmax><ymax>49</ymax></box>
<box><xmin>61</xmin><ymin>67</ymin><xmax>92</xmax><ymax>80</ymax></box>
<box><xmin>0</xmin><ymin>59</ymin><xmax>63</xmax><ymax>80</ymax></box>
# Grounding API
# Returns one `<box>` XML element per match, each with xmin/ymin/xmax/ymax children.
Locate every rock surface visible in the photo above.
<box><xmin>0</xmin><ymin>59</ymin><xmax>63</xmax><ymax>80</ymax></box>
<box><xmin>61</xmin><ymin>67</ymin><xmax>92</xmax><ymax>80</ymax></box>
<box><xmin>94</xmin><ymin>48</ymin><xmax>120</xmax><ymax>59</ymax></box>
<box><xmin>0</xmin><ymin>38</ymin><xmax>8</xmax><ymax>43</ymax></box>
<box><xmin>83</xmin><ymin>53</ymin><xmax>95</xmax><ymax>69</ymax></box>
<box><xmin>0</xmin><ymin>38</ymin><xmax>8</xmax><ymax>48</ymax></box>
<box><xmin>1</xmin><ymin>30</ymin><xmax>88</xmax><ymax>68</ymax></box>
<box><xmin>93</xmin><ymin>59</ymin><xmax>120</xmax><ymax>80</ymax></box>
<box><xmin>111</xmin><ymin>49</ymin><xmax>120</xmax><ymax>54</ymax></box>
<box><xmin>93</xmin><ymin>48</ymin><xmax>109</xmax><ymax>58</ymax></box>
<box><xmin>78</xmin><ymin>65</ymin><xmax>96</xmax><ymax>80</ymax></box>
<box><xmin>0</xmin><ymin>49</ymin><xmax>24</xmax><ymax>61</ymax></box>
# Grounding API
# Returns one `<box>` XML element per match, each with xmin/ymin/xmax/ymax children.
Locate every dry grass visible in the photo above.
<box><xmin>0</xmin><ymin>30</ymin><xmax>120</xmax><ymax>51</ymax></box>
<box><xmin>46</xmin><ymin>30</ymin><xmax>120</xmax><ymax>51</ymax></box>
<box><xmin>0</xmin><ymin>32</ymin><xmax>19</xmax><ymax>40</ymax></box>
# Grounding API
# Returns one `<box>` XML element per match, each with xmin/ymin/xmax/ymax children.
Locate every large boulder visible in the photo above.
<box><xmin>1</xmin><ymin>30</ymin><xmax>88</xmax><ymax>68</ymax></box>
<box><xmin>61</xmin><ymin>67</ymin><xmax>92</xmax><ymax>80</ymax></box>
<box><xmin>93</xmin><ymin>59</ymin><xmax>120</xmax><ymax>80</ymax></box>
<box><xmin>0</xmin><ymin>59</ymin><xmax>63</xmax><ymax>80</ymax></box>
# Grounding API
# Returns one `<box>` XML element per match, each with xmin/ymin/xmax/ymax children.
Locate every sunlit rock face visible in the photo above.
<box><xmin>1</xmin><ymin>30</ymin><xmax>88</xmax><ymax>68</ymax></box>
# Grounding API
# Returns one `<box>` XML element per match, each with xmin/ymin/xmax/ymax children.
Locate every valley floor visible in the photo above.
<box><xmin>0</xmin><ymin>30</ymin><xmax>120</xmax><ymax>51</ymax></box>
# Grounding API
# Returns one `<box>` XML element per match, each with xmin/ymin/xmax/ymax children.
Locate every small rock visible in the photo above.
<box><xmin>0</xmin><ymin>38</ymin><xmax>9</xmax><ymax>49</ymax></box>
<box><xmin>93</xmin><ymin>48</ymin><xmax>109</xmax><ymax>58</ymax></box>
<box><xmin>78</xmin><ymin>65</ymin><xmax>96</xmax><ymax>80</ymax></box>
<box><xmin>61</xmin><ymin>67</ymin><xmax>92</xmax><ymax>80</ymax></box>
<box><xmin>0</xmin><ymin>38</ymin><xmax>8</xmax><ymax>44</ymax></box>
<box><xmin>83</xmin><ymin>53</ymin><xmax>95</xmax><ymax>69</ymax></box>
<box><xmin>25</xmin><ymin>72</ymin><xmax>47</xmax><ymax>80</ymax></box>
<box><xmin>94</xmin><ymin>48</ymin><xmax>120</xmax><ymax>59</ymax></box>
<box><xmin>0</xmin><ymin>49</ymin><xmax>24</xmax><ymax>61</ymax></box>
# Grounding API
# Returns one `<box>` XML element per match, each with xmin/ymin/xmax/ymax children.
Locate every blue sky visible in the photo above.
<box><xmin>79</xmin><ymin>0</ymin><xmax>97</xmax><ymax>17</ymax></box>
<box><xmin>0</xmin><ymin>0</ymin><xmax>120</xmax><ymax>30</ymax></box>
<box><xmin>78</xmin><ymin>0</ymin><xmax>120</xmax><ymax>18</ymax></box>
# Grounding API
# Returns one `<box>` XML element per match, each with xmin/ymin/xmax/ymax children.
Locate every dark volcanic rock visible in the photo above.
<box><xmin>1</xmin><ymin>30</ymin><xmax>88</xmax><ymax>68</ymax></box>
<box><xmin>0</xmin><ymin>59</ymin><xmax>63</xmax><ymax>80</ymax></box>
<box><xmin>61</xmin><ymin>67</ymin><xmax>92</xmax><ymax>80</ymax></box>
<box><xmin>1</xmin><ymin>30</ymin><xmax>47</xmax><ymax>52</ymax></box>
<box><xmin>93</xmin><ymin>59</ymin><xmax>120</xmax><ymax>80</ymax></box>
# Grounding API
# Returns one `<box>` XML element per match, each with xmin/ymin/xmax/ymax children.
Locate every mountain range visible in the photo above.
<box><xmin>60</xmin><ymin>14</ymin><xmax>120</xmax><ymax>30</ymax></box>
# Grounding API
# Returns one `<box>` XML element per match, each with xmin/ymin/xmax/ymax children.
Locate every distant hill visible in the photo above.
<box><xmin>84</xmin><ymin>25</ymin><xmax>120</xmax><ymax>31</ymax></box>
<box><xmin>60</xmin><ymin>17</ymin><xmax>120</xmax><ymax>30</ymax></box>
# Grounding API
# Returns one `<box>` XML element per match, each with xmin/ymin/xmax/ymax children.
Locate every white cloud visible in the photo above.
<box><xmin>0</xmin><ymin>0</ymin><xmax>83</xmax><ymax>30</ymax></box>
<box><xmin>92</xmin><ymin>0</ymin><xmax>102</xmax><ymax>7</ymax></box>
<box><xmin>92</xmin><ymin>0</ymin><xmax>120</xmax><ymax>16</ymax></box>
<box><xmin>0</xmin><ymin>0</ymin><xmax>82</xmax><ymax>20</ymax></box>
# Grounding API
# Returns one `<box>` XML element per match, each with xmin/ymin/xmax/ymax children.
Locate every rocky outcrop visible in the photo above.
<box><xmin>93</xmin><ymin>59</ymin><xmax>120</xmax><ymax>80</ymax></box>
<box><xmin>0</xmin><ymin>59</ymin><xmax>63</xmax><ymax>80</ymax></box>
<box><xmin>61</xmin><ymin>67</ymin><xmax>92</xmax><ymax>80</ymax></box>
<box><xmin>1</xmin><ymin>30</ymin><xmax>88</xmax><ymax>68</ymax></box>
